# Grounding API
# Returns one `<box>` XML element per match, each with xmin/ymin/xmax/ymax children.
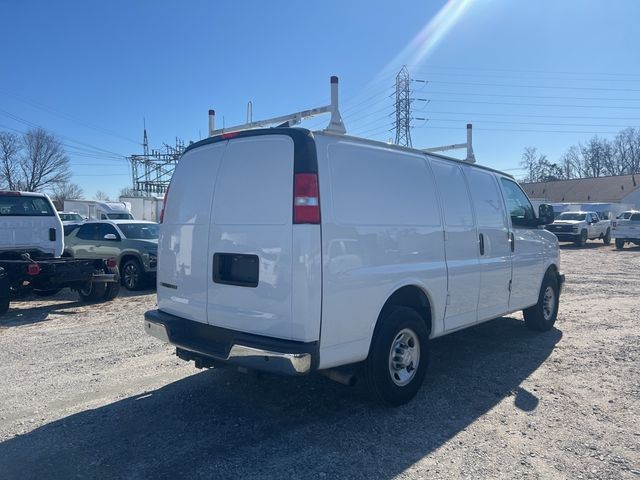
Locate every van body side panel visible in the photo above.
<box><xmin>463</xmin><ymin>167</ymin><xmax>512</xmax><ymax>322</ymax></box>
<box><xmin>291</xmin><ymin>225</ymin><xmax>322</xmax><ymax>342</ymax></box>
<box><xmin>207</xmin><ymin>136</ymin><xmax>297</xmax><ymax>340</ymax></box>
<box><xmin>429</xmin><ymin>159</ymin><xmax>481</xmax><ymax>331</ymax></box>
<box><xmin>317</xmin><ymin>137</ymin><xmax>447</xmax><ymax>369</ymax></box>
<box><xmin>157</xmin><ymin>142</ymin><xmax>226</xmax><ymax>324</ymax></box>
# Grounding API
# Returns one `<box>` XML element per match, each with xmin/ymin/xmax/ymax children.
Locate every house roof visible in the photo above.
<box><xmin>521</xmin><ymin>174</ymin><xmax>640</xmax><ymax>203</ymax></box>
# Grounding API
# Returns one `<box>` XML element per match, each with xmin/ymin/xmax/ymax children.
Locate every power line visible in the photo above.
<box><xmin>416</xmin><ymin>117</ymin><xmax>639</xmax><ymax>129</ymax></box>
<box><xmin>415</xmin><ymin>125</ymin><xmax>622</xmax><ymax>135</ymax></box>
<box><xmin>408</xmin><ymin>64</ymin><xmax>640</xmax><ymax>79</ymax></box>
<box><xmin>414</xmin><ymin>109</ymin><xmax>640</xmax><ymax>122</ymax></box>
<box><xmin>0</xmin><ymin>89</ymin><xmax>141</xmax><ymax>145</ymax></box>
<box><xmin>414</xmin><ymin>89</ymin><xmax>640</xmax><ymax>102</ymax></box>
<box><xmin>419</xmin><ymin>98</ymin><xmax>640</xmax><ymax>110</ymax></box>
<box><xmin>415</xmin><ymin>79</ymin><xmax>640</xmax><ymax>93</ymax></box>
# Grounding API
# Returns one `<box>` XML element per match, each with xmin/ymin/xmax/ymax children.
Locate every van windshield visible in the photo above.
<box><xmin>107</xmin><ymin>213</ymin><xmax>133</xmax><ymax>220</ymax></box>
<box><xmin>0</xmin><ymin>195</ymin><xmax>54</xmax><ymax>216</ymax></box>
<box><xmin>557</xmin><ymin>212</ymin><xmax>586</xmax><ymax>221</ymax></box>
<box><xmin>118</xmin><ymin>223</ymin><xmax>159</xmax><ymax>240</ymax></box>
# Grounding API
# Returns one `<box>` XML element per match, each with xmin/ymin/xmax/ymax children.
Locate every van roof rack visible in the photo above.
<box><xmin>208</xmin><ymin>76</ymin><xmax>346</xmax><ymax>137</ymax></box>
<box><xmin>422</xmin><ymin>123</ymin><xmax>476</xmax><ymax>164</ymax></box>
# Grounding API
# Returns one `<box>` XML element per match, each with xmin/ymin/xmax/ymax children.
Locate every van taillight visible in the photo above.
<box><xmin>293</xmin><ymin>173</ymin><xmax>320</xmax><ymax>224</ymax></box>
<box><xmin>160</xmin><ymin>185</ymin><xmax>170</xmax><ymax>223</ymax></box>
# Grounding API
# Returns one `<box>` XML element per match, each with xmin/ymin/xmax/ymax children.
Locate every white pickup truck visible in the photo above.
<box><xmin>545</xmin><ymin>211</ymin><xmax>611</xmax><ymax>246</ymax></box>
<box><xmin>612</xmin><ymin>211</ymin><xmax>640</xmax><ymax>249</ymax></box>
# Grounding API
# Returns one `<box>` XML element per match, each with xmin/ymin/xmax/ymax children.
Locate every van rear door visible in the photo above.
<box><xmin>206</xmin><ymin>134</ymin><xmax>300</xmax><ymax>340</ymax></box>
<box><xmin>157</xmin><ymin>142</ymin><xmax>226</xmax><ymax>324</ymax></box>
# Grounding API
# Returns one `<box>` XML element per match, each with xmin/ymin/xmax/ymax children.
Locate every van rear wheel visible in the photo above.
<box><xmin>365</xmin><ymin>306</ymin><xmax>429</xmax><ymax>406</ymax></box>
<box><xmin>523</xmin><ymin>272</ymin><xmax>559</xmax><ymax>332</ymax></box>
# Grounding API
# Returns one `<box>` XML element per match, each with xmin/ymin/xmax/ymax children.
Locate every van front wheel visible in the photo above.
<box><xmin>365</xmin><ymin>306</ymin><xmax>429</xmax><ymax>406</ymax></box>
<box><xmin>523</xmin><ymin>272</ymin><xmax>559</xmax><ymax>332</ymax></box>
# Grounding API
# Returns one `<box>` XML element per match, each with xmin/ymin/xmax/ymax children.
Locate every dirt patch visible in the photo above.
<box><xmin>0</xmin><ymin>244</ymin><xmax>638</xmax><ymax>479</ymax></box>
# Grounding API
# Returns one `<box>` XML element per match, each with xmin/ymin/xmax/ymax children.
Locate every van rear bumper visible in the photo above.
<box><xmin>144</xmin><ymin>309</ymin><xmax>316</xmax><ymax>375</ymax></box>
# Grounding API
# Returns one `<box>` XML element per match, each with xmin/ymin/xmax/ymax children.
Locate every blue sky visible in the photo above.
<box><xmin>1</xmin><ymin>0</ymin><xmax>640</xmax><ymax>199</ymax></box>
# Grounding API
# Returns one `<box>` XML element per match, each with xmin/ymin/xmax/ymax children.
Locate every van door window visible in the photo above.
<box><xmin>466</xmin><ymin>170</ymin><xmax>507</xmax><ymax>227</ymax></box>
<box><xmin>430</xmin><ymin>161</ymin><xmax>473</xmax><ymax>226</ymax></box>
<box><xmin>499</xmin><ymin>178</ymin><xmax>536</xmax><ymax>227</ymax></box>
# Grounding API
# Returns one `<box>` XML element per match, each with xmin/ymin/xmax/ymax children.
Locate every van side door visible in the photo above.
<box><xmin>498</xmin><ymin>177</ymin><xmax>543</xmax><ymax>311</ymax></box>
<box><xmin>464</xmin><ymin>168</ymin><xmax>512</xmax><ymax>321</ymax></box>
<box><xmin>430</xmin><ymin>159</ymin><xmax>481</xmax><ymax>331</ymax></box>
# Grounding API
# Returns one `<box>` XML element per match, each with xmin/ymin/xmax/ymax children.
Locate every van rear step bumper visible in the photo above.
<box><xmin>144</xmin><ymin>309</ymin><xmax>315</xmax><ymax>375</ymax></box>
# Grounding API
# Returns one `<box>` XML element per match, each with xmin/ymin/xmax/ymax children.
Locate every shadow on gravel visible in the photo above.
<box><xmin>559</xmin><ymin>241</ymin><xmax>609</xmax><ymax>250</ymax></box>
<box><xmin>0</xmin><ymin>317</ymin><xmax>561</xmax><ymax>480</ymax></box>
<box><xmin>1</xmin><ymin>288</ymin><xmax>155</xmax><ymax>328</ymax></box>
<box><xmin>0</xmin><ymin>299</ymin><xmax>87</xmax><ymax>327</ymax></box>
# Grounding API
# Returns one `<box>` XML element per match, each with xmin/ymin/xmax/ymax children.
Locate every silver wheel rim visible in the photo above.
<box><xmin>388</xmin><ymin>328</ymin><xmax>420</xmax><ymax>387</ymax></box>
<box><xmin>542</xmin><ymin>286</ymin><xmax>555</xmax><ymax>321</ymax></box>
<box><xmin>124</xmin><ymin>264</ymin><xmax>139</xmax><ymax>289</ymax></box>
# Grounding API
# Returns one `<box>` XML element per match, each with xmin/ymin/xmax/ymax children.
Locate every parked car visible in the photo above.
<box><xmin>64</xmin><ymin>220</ymin><xmax>158</xmax><ymax>290</ymax></box>
<box><xmin>58</xmin><ymin>211</ymin><xmax>84</xmax><ymax>223</ymax></box>
<box><xmin>545</xmin><ymin>211</ymin><xmax>611</xmax><ymax>246</ymax></box>
<box><xmin>612</xmin><ymin>211</ymin><xmax>640</xmax><ymax>249</ymax></box>
<box><xmin>143</xmin><ymin>127</ymin><xmax>564</xmax><ymax>406</ymax></box>
<box><xmin>0</xmin><ymin>191</ymin><xmax>120</xmax><ymax>316</ymax></box>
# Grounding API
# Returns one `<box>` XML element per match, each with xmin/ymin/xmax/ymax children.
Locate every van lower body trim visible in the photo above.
<box><xmin>144</xmin><ymin>309</ymin><xmax>316</xmax><ymax>375</ymax></box>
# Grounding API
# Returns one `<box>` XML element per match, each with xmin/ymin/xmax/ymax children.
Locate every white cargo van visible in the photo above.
<box><xmin>144</xmin><ymin>126</ymin><xmax>564</xmax><ymax>405</ymax></box>
<box><xmin>63</xmin><ymin>200</ymin><xmax>134</xmax><ymax>220</ymax></box>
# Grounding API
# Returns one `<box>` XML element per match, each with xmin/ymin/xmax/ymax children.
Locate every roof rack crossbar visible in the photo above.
<box><xmin>422</xmin><ymin>123</ymin><xmax>476</xmax><ymax>163</ymax></box>
<box><xmin>208</xmin><ymin>76</ymin><xmax>346</xmax><ymax>137</ymax></box>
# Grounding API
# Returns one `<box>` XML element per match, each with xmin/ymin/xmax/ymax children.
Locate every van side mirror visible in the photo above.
<box><xmin>537</xmin><ymin>204</ymin><xmax>554</xmax><ymax>225</ymax></box>
<box><xmin>103</xmin><ymin>233</ymin><xmax>118</xmax><ymax>241</ymax></box>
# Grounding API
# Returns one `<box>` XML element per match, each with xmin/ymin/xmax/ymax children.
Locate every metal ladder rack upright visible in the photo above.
<box><xmin>207</xmin><ymin>76</ymin><xmax>346</xmax><ymax>137</ymax></box>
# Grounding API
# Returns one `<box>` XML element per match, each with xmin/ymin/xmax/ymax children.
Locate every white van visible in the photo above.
<box><xmin>63</xmin><ymin>200</ymin><xmax>134</xmax><ymax>221</ymax></box>
<box><xmin>144</xmin><ymin>127</ymin><xmax>564</xmax><ymax>405</ymax></box>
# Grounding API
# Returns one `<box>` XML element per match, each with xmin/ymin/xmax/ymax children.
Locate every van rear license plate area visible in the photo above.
<box><xmin>213</xmin><ymin>253</ymin><xmax>259</xmax><ymax>288</ymax></box>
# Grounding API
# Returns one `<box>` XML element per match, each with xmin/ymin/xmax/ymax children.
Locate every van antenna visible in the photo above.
<box><xmin>208</xmin><ymin>76</ymin><xmax>346</xmax><ymax>137</ymax></box>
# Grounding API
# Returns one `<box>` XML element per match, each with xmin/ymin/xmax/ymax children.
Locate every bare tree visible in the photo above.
<box><xmin>560</xmin><ymin>145</ymin><xmax>581</xmax><ymax>179</ymax></box>
<box><xmin>19</xmin><ymin>128</ymin><xmax>71</xmax><ymax>191</ymax></box>
<box><xmin>50</xmin><ymin>181</ymin><xmax>84</xmax><ymax>205</ymax></box>
<box><xmin>520</xmin><ymin>147</ymin><xmax>540</xmax><ymax>183</ymax></box>
<box><xmin>0</xmin><ymin>132</ymin><xmax>21</xmax><ymax>190</ymax></box>
<box><xmin>95</xmin><ymin>190</ymin><xmax>111</xmax><ymax>201</ymax></box>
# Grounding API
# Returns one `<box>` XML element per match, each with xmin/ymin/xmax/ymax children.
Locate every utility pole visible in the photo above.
<box><xmin>394</xmin><ymin>65</ymin><xmax>412</xmax><ymax>147</ymax></box>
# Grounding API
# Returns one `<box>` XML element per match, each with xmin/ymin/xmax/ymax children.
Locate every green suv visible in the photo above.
<box><xmin>64</xmin><ymin>220</ymin><xmax>158</xmax><ymax>290</ymax></box>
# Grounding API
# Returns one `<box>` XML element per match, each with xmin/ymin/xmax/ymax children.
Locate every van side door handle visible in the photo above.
<box><xmin>509</xmin><ymin>232</ymin><xmax>515</xmax><ymax>252</ymax></box>
<box><xmin>479</xmin><ymin>233</ymin><xmax>485</xmax><ymax>256</ymax></box>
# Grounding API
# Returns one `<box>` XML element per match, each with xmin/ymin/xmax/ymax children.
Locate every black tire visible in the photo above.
<box><xmin>0</xmin><ymin>268</ymin><xmax>9</xmax><ymax>316</ymax></box>
<box><xmin>603</xmin><ymin>228</ymin><xmax>611</xmax><ymax>245</ymax></box>
<box><xmin>103</xmin><ymin>266</ymin><xmax>120</xmax><ymax>301</ymax></box>
<box><xmin>523</xmin><ymin>271</ymin><xmax>559</xmax><ymax>332</ymax></box>
<box><xmin>365</xmin><ymin>306</ymin><xmax>429</xmax><ymax>406</ymax></box>
<box><xmin>78</xmin><ymin>278</ymin><xmax>107</xmax><ymax>303</ymax></box>
<box><xmin>121</xmin><ymin>258</ymin><xmax>144</xmax><ymax>291</ymax></box>
<box><xmin>575</xmin><ymin>230</ymin><xmax>587</xmax><ymax>247</ymax></box>
<box><xmin>615</xmin><ymin>238</ymin><xmax>625</xmax><ymax>250</ymax></box>
<box><xmin>33</xmin><ymin>289</ymin><xmax>62</xmax><ymax>297</ymax></box>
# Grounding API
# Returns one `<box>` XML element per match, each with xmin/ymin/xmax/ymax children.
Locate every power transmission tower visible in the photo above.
<box><xmin>394</xmin><ymin>65</ymin><xmax>412</xmax><ymax>147</ymax></box>
<box><xmin>128</xmin><ymin>128</ymin><xmax>187</xmax><ymax>196</ymax></box>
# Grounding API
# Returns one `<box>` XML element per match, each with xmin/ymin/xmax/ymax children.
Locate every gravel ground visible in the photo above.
<box><xmin>0</xmin><ymin>243</ymin><xmax>639</xmax><ymax>479</ymax></box>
